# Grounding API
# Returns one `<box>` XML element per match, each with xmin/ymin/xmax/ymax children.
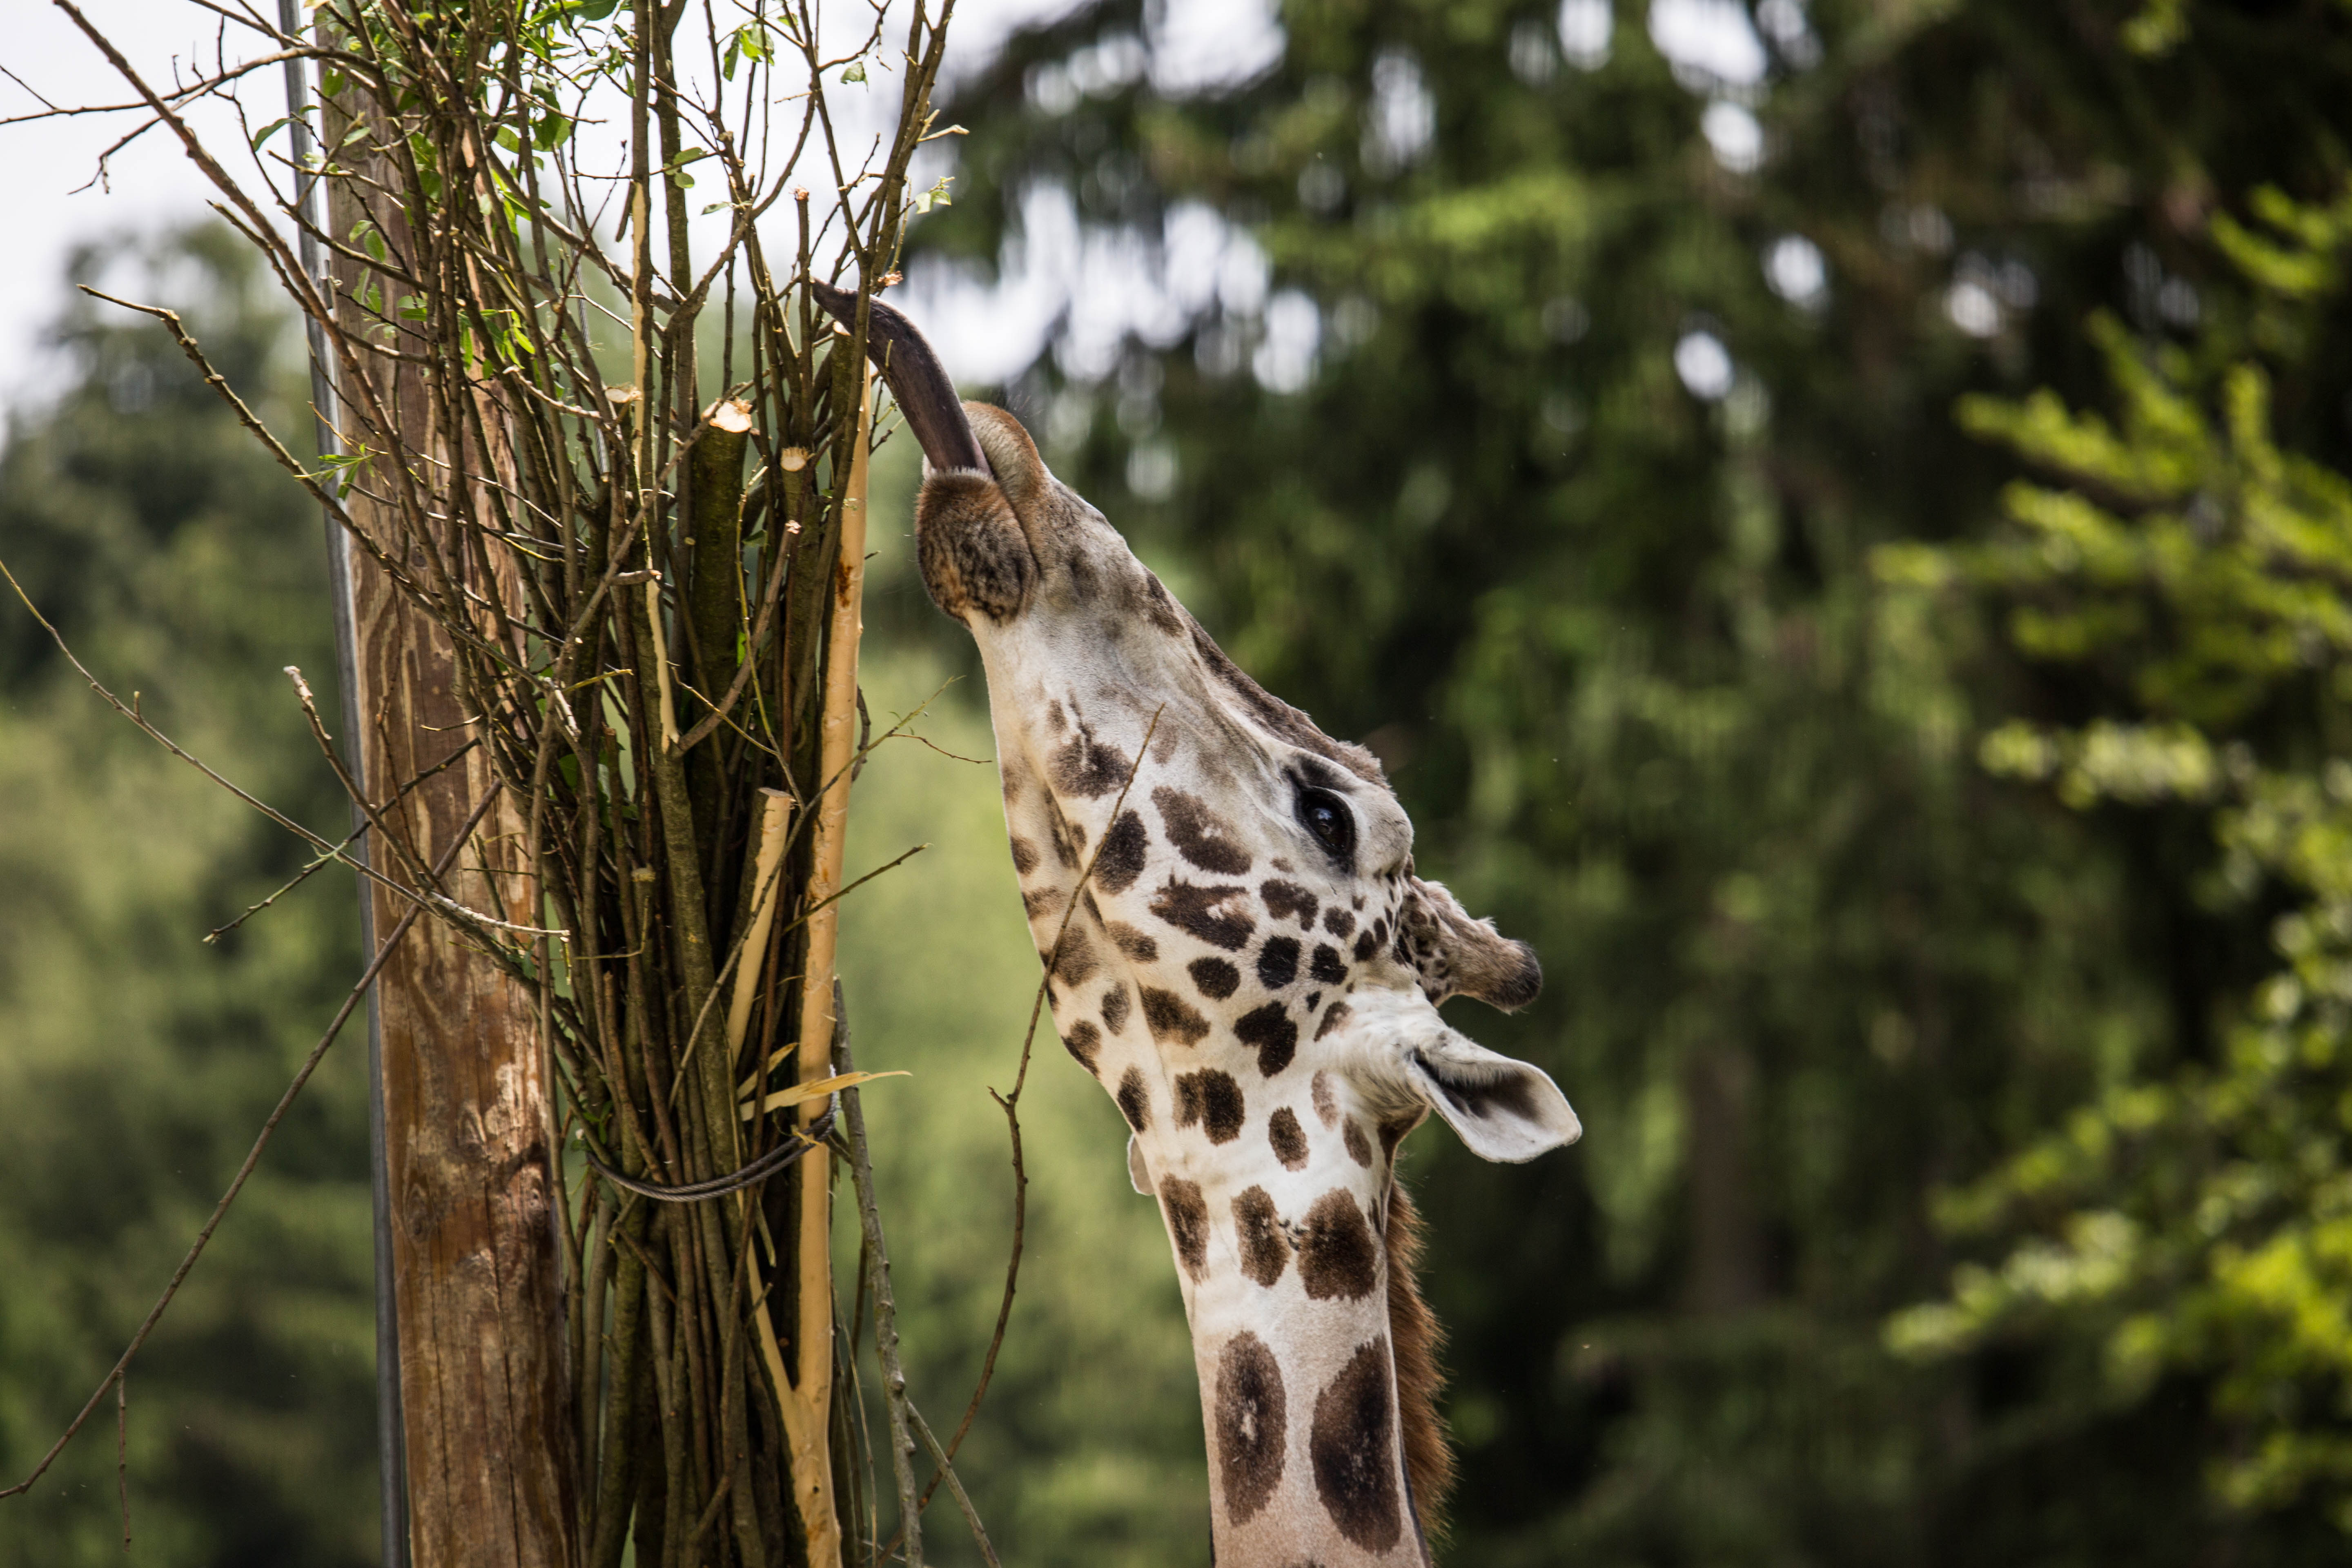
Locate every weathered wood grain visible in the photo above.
<box><xmin>330</xmin><ymin>147</ymin><xmax>580</xmax><ymax>1568</ymax></box>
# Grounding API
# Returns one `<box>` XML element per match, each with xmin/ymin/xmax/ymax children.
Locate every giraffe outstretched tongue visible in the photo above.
<box><xmin>823</xmin><ymin>290</ymin><xmax>1579</xmax><ymax>1566</ymax></box>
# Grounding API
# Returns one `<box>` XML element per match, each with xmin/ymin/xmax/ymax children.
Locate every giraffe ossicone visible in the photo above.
<box><xmin>819</xmin><ymin>286</ymin><xmax>1580</xmax><ymax>1566</ymax></box>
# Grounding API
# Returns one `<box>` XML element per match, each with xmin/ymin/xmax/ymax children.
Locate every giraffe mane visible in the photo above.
<box><xmin>1385</xmin><ymin>1179</ymin><xmax>1454</xmax><ymax>1539</ymax></box>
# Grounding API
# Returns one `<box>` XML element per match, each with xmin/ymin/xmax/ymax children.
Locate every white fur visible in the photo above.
<box><xmin>1323</xmin><ymin>984</ymin><xmax>1581</xmax><ymax>1162</ymax></box>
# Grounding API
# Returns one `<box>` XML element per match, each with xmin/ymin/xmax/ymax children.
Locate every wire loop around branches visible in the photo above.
<box><xmin>582</xmin><ymin>1095</ymin><xmax>838</xmax><ymax>1203</ymax></box>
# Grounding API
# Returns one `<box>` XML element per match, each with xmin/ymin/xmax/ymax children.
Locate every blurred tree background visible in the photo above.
<box><xmin>7</xmin><ymin>0</ymin><xmax>2352</xmax><ymax>1563</ymax></box>
<box><xmin>0</xmin><ymin>232</ymin><xmax>378</xmax><ymax>1565</ymax></box>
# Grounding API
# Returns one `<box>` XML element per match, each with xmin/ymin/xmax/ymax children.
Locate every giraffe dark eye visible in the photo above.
<box><xmin>1296</xmin><ymin>788</ymin><xmax>1355</xmax><ymax>860</ymax></box>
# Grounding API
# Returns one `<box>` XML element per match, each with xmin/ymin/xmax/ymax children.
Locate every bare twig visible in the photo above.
<box><xmin>838</xmin><ymin>984</ymin><xmax>923</xmax><ymax>1568</ymax></box>
<box><xmin>900</xmin><ymin>707</ymin><xmax>1165</xmax><ymax>1534</ymax></box>
<box><xmin>0</xmin><ymin>557</ymin><xmax>532</xmax><ymax>939</ymax></box>
<box><xmin>203</xmin><ymin>737</ymin><xmax>482</xmax><ymax>943</ymax></box>
<box><xmin>115</xmin><ymin>1374</ymin><xmax>129</xmax><ymax>1553</ymax></box>
<box><xmin>907</xmin><ymin>1403</ymin><xmax>997</xmax><ymax>1568</ymax></box>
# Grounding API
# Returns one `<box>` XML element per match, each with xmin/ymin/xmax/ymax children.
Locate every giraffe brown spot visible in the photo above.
<box><xmin>1189</xmin><ymin>957</ymin><xmax>1241</xmax><ymax>1000</ymax></box>
<box><xmin>1261</xmin><ymin>879</ymin><xmax>1318</xmax><ymax>929</ymax></box>
<box><xmin>1049</xmin><ymin>927</ymin><xmax>1098</xmax><ymax>985</ymax></box>
<box><xmin>1256</xmin><ymin>936</ymin><xmax>1301</xmax><ymax>991</ymax></box>
<box><xmin>1141</xmin><ymin>571</ymin><xmax>1188</xmax><ymax>637</ymax></box>
<box><xmin>1269</xmin><ymin>1107</ymin><xmax>1310</xmax><ymax>1169</ymax></box>
<box><xmin>1107</xmin><ymin>922</ymin><xmax>1160</xmax><ymax>963</ymax></box>
<box><xmin>1140</xmin><ymin>987</ymin><xmax>1211</xmax><ymax>1046</ymax></box>
<box><xmin>1159</xmin><ymin>1176</ymin><xmax>1210</xmax><ymax>1279</ymax></box>
<box><xmin>1116</xmin><ymin>1067</ymin><xmax>1150</xmax><ymax>1131</ymax></box>
<box><xmin>1100</xmin><ymin>984</ymin><xmax>1131</xmax><ymax>1035</ymax></box>
<box><xmin>1314</xmin><ymin>1000</ymin><xmax>1354</xmax><ymax>1041</ymax></box>
<box><xmin>1380</xmin><ymin>1116</ymin><xmax>1419</xmax><ymax>1160</ymax></box>
<box><xmin>1022</xmin><ymin>885</ymin><xmax>1065</xmax><ymax>920</ymax></box>
<box><xmin>1299</xmin><ymin>1189</ymin><xmax>1381</xmax><ymax>1301</ymax></box>
<box><xmin>1343</xmin><ymin>1119</ymin><xmax>1372</xmax><ymax>1167</ymax></box>
<box><xmin>1310</xmin><ymin>1338</ymin><xmax>1403</xmax><ymax>1553</ymax></box>
<box><xmin>1215</xmin><ymin>1331</ymin><xmax>1288</xmax><ymax>1525</ymax></box>
<box><xmin>1051</xmin><ymin>726</ymin><xmax>1134</xmax><ymax>799</ymax></box>
<box><xmin>1062</xmin><ymin>1020</ymin><xmax>1102</xmax><ymax>1074</ymax></box>
<box><xmin>1174</xmin><ymin>1069</ymin><xmax>1246</xmax><ymax>1144</ymax></box>
<box><xmin>1092</xmin><ymin>809</ymin><xmax>1149</xmax><ymax>894</ymax></box>
<box><xmin>1234</xmin><ymin>1002</ymin><xmax>1298</xmax><ymax>1076</ymax></box>
<box><xmin>1310</xmin><ymin>944</ymin><xmax>1349</xmax><ymax>985</ymax></box>
<box><xmin>1232</xmin><ymin>1186</ymin><xmax>1291</xmax><ymax>1287</ymax></box>
<box><xmin>1150</xmin><ymin>880</ymin><xmax>1256</xmax><ymax>951</ymax></box>
<box><xmin>1352</xmin><ymin>927</ymin><xmax>1379</xmax><ymax>962</ymax></box>
<box><xmin>1047</xmin><ymin>797</ymin><xmax>1087</xmax><ymax>869</ymax></box>
<box><xmin>1152</xmin><ymin>785</ymin><xmax>1254</xmax><ymax>874</ymax></box>
<box><xmin>1009</xmin><ymin>835</ymin><xmax>1040</xmax><ymax>875</ymax></box>
<box><xmin>1310</xmin><ymin>1070</ymin><xmax>1340</xmax><ymax>1128</ymax></box>
<box><xmin>1067</xmin><ymin>549</ymin><xmax>1102</xmax><ymax>601</ymax></box>
<box><xmin>1047</xmin><ymin>699</ymin><xmax>1067</xmax><ymax>730</ymax></box>
<box><xmin>1323</xmin><ymin>906</ymin><xmax>1356</xmax><ymax>938</ymax></box>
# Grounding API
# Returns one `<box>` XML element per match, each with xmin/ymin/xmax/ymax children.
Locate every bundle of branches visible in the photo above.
<box><xmin>20</xmin><ymin>1</ymin><xmax>974</xmax><ymax>1564</ymax></box>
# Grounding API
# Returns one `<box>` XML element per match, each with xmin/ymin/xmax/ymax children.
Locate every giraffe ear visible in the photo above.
<box><xmin>1334</xmin><ymin>987</ymin><xmax>1580</xmax><ymax>1163</ymax></box>
<box><xmin>1399</xmin><ymin>877</ymin><xmax>1543</xmax><ymax>1012</ymax></box>
<box><xmin>1403</xmin><ymin>1030</ymin><xmax>1581</xmax><ymax>1163</ymax></box>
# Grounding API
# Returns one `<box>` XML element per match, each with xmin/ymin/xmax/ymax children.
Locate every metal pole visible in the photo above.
<box><xmin>275</xmin><ymin>11</ymin><xmax>409</xmax><ymax>1565</ymax></box>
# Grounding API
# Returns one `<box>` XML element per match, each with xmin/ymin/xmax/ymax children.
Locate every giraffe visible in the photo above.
<box><xmin>817</xmin><ymin>286</ymin><xmax>1581</xmax><ymax>1566</ymax></box>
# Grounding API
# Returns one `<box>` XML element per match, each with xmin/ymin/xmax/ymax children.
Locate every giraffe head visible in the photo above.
<box><xmin>827</xmin><ymin>289</ymin><xmax>1579</xmax><ymax>1564</ymax></box>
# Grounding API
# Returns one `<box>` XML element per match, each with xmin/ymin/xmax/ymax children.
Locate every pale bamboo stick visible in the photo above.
<box><xmin>725</xmin><ymin>788</ymin><xmax>795</xmax><ymax>1058</ymax></box>
<box><xmin>785</xmin><ymin>358</ymin><xmax>874</xmax><ymax>1567</ymax></box>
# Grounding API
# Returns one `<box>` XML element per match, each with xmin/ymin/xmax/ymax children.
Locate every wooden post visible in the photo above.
<box><xmin>342</xmin><ymin>543</ymin><xmax>579</xmax><ymax>1568</ymax></box>
<box><xmin>325</xmin><ymin>115</ymin><xmax>580</xmax><ymax>1568</ymax></box>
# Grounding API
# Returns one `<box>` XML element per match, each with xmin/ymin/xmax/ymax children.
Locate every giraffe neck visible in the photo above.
<box><xmin>1129</xmin><ymin>1063</ymin><xmax>1432</xmax><ymax>1568</ymax></box>
<box><xmin>1178</xmin><ymin>1220</ymin><xmax>1431</xmax><ymax>1568</ymax></box>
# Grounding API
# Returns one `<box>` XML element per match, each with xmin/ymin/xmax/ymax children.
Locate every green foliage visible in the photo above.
<box><xmin>1940</xmin><ymin>315</ymin><xmax>2352</xmax><ymax>724</ymax></box>
<box><xmin>0</xmin><ymin>231</ymin><xmax>374</xmax><ymax>1564</ymax></box>
<box><xmin>914</xmin><ymin>0</ymin><xmax>2352</xmax><ymax>1558</ymax></box>
<box><xmin>1886</xmin><ymin>179</ymin><xmax>2352</xmax><ymax>1534</ymax></box>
